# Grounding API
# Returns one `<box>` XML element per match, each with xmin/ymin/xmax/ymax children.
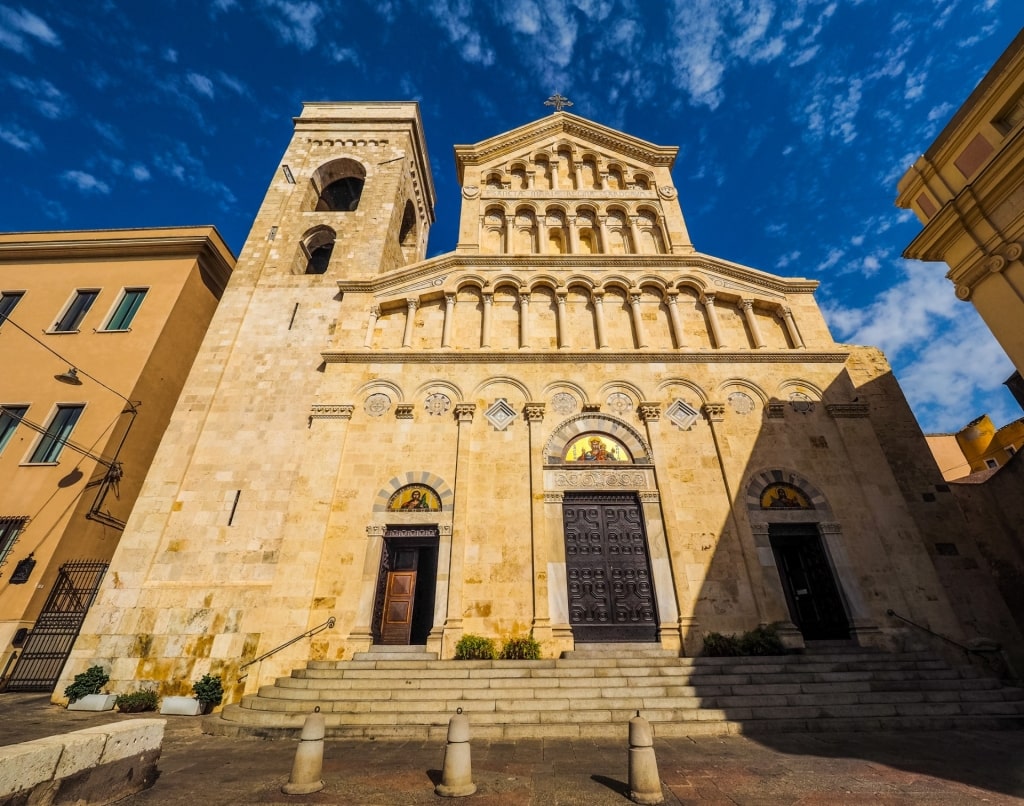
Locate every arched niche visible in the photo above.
<box><xmin>544</xmin><ymin>413</ymin><xmax>653</xmax><ymax>465</ymax></box>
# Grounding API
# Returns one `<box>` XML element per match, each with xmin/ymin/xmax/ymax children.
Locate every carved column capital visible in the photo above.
<box><xmin>767</xmin><ymin>402</ymin><xmax>785</xmax><ymax>418</ymax></box>
<box><xmin>406</xmin><ymin>298</ymin><xmax>419</xmax><ymax>311</ymax></box>
<box><xmin>519</xmin><ymin>292</ymin><xmax>531</xmax><ymax>306</ymax></box>
<box><xmin>524</xmin><ymin>402</ymin><xmax>545</xmax><ymax>422</ymax></box>
<box><xmin>454</xmin><ymin>403</ymin><xmax>476</xmax><ymax>422</ymax></box>
<box><xmin>741</xmin><ymin>298</ymin><xmax>755</xmax><ymax>312</ymax></box>
<box><xmin>638</xmin><ymin>402</ymin><xmax>661</xmax><ymax>422</ymax></box>
<box><xmin>700</xmin><ymin>293</ymin><xmax>716</xmax><ymax>306</ymax></box>
<box><xmin>665</xmin><ymin>290</ymin><xmax>679</xmax><ymax>305</ymax></box>
<box><xmin>367</xmin><ymin>524</ymin><xmax>386</xmax><ymax>538</ymax></box>
<box><xmin>445</xmin><ymin>293</ymin><xmax>456</xmax><ymax>307</ymax></box>
<box><xmin>395</xmin><ymin>403</ymin><xmax>414</xmax><ymax>419</ymax></box>
<box><xmin>703</xmin><ymin>402</ymin><xmax>726</xmax><ymax>422</ymax></box>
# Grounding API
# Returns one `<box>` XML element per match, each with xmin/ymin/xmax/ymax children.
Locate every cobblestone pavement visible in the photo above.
<box><xmin>2</xmin><ymin>694</ymin><xmax>1022</xmax><ymax>804</ymax></box>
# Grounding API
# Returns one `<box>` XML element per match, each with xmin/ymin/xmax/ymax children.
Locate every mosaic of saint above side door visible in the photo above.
<box><xmin>563</xmin><ymin>434</ymin><xmax>631</xmax><ymax>463</ymax></box>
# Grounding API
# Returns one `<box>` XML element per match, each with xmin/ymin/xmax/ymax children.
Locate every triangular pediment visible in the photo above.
<box><xmin>454</xmin><ymin>111</ymin><xmax>677</xmax><ymax>183</ymax></box>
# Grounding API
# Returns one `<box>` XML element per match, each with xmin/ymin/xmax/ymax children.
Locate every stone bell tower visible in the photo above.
<box><xmin>55</xmin><ymin>103</ymin><xmax>437</xmax><ymax>697</ymax></box>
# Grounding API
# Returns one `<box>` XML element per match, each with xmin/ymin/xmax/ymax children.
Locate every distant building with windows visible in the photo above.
<box><xmin>926</xmin><ymin>414</ymin><xmax>1024</xmax><ymax>481</ymax></box>
<box><xmin>0</xmin><ymin>227</ymin><xmax>233</xmax><ymax>690</ymax></box>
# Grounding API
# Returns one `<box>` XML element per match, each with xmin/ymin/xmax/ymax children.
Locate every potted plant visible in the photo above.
<box><xmin>192</xmin><ymin>673</ymin><xmax>224</xmax><ymax>714</ymax></box>
<box><xmin>65</xmin><ymin>665</ymin><xmax>116</xmax><ymax>711</ymax></box>
<box><xmin>115</xmin><ymin>689</ymin><xmax>158</xmax><ymax>713</ymax></box>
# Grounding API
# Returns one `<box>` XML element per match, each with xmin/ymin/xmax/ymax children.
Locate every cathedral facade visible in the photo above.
<box><xmin>57</xmin><ymin>103</ymin><xmax>1016</xmax><ymax>700</ymax></box>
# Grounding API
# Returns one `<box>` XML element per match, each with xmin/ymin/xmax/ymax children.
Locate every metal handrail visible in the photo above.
<box><xmin>885</xmin><ymin>608</ymin><xmax>1001</xmax><ymax>657</ymax></box>
<box><xmin>237</xmin><ymin>617</ymin><xmax>336</xmax><ymax>682</ymax></box>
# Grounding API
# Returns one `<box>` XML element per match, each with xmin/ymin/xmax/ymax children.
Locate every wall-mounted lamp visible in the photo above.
<box><xmin>54</xmin><ymin>367</ymin><xmax>83</xmax><ymax>386</ymax></box>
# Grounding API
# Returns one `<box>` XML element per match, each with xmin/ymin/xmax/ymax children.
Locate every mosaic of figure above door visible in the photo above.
<box><xmin>562</xmin><ymin>492</ymin><xmax>658</xmax><ymax>642</ymax></box>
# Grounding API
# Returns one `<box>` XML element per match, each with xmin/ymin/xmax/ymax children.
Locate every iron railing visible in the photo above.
<box><xmin>237</xmin><ymin>617</ymin><xmax>336</xmax><ymax>682</ymax></box>
<box><xmin>886</xmin><ymin>608</ymin><xmax>1012</xmax><ymax>680</ymax></box>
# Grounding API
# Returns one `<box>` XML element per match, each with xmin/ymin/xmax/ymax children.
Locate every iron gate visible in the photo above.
<box><xmin>6</xmin><ymin>560</ymin><xmax>108</xmax><ymax>692</ymax></box>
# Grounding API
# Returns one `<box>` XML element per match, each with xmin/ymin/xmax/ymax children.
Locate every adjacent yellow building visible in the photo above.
<box><xmin>0</xmin><ymin>227</ymin><xmax>233</xmax><ymax>690</ymax></box>
<box><xmin>896</xmin><ymin>29</ymin><xmax>1024</xmax><ymax>378</ymax></box>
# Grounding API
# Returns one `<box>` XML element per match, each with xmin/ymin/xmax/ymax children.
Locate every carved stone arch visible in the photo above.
<box><xmin>484</xmin><ymin>171</ymin><xmax>503</xmax><ymax>189</ymax></box>
<box><xmin>528</xmin><ymin>275</ymin><xmax>561</xmax><ymax>293</ymax></box>
<box><xmin>544</xmin><ymin>413</ymin><xmax>653</xmax><ymax>465</ymax></box>
<box><xmin>600</xmin><ymin>275</ymin><xmax>633</xmax><ymax>294</ymax></box>
<box><xmin>372</xmin><ymin>471</ymin><xmax>454</xmax><ymax>513</ymax></box>
<box><xmin>636</xmin><ymin>276</ymin><xmax>670</xmax><ymax>296</ymax></box>
<box><xmin>564</xmin><ymin>275</ymin><xmax>597</xmax><ymax>291</ymax></box>
<box><xmin>718</xmin><ymin>378</ymin><xmax>770</xmax><ymax>406</ymax></box>
<box><xmin>673</xmin><ymin>276</ymin><xmax>709</xmax><ymax>296</ymax></box>
<box><xmin>311</xmin><ymin>157</ymin><xmax>367</xmax><ymax>212</ymax></box>
<box><xmin>454</xmin><ymin>275</ymin><xmax>488</xmax><ymax>293</ymax></box>
<box><xmin>413</xmin><ymin>379</ymin><xmax>465</xmax><ymax>403</ymax></box>
<box><xmin>542</xmin><ymin>380</ymin><xmax>589</xmax><ymax>417</ymax></box>
<box><xmin>473</xmin><ymin>375</ymin><xmax>533</xmax><ymax>403</ymax></box>
<box><xmin>357</xmin><ymin>378</ymin><xmax>405</xmax><ymax>402</ymax></box>
<box><xmin>776</xmin><ymin>379</ymin><xmax>825</xmax><ymax>401</ymax></box>
<box><xmin>744</xmin><ymin>468</ymin><xmax>833</xmax><ymax>519</ymax></box>
<box><xmin>656</xmin><ymin>378</ymin><xmax>709</xmax><ymax>405</ymax></box>
<box><xmin>296</xmin><ymin>224</ymin><xmax>336</xmax><ymax>275</ymax></box>
<box><xmin>491</xmin><ymin>275</ymin><xmax>524</xmax><ymax>293</ymax></box>
<box><xmin>597</xmin><ymin>380</ymin><xmax>646</xmax><ymax>405</ymax></box>
<box><xmin>632</xmin><ymin>171</ymin><xmax>653</xmax><ymax>189</ymax></box>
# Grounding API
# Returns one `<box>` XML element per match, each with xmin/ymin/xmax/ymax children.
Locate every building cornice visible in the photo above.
<box><xmin>0</xmin><ymin>227</ymin><xmax>236</xmax><ymax>296</ymax></box>
<box><xmin>321</xmin><ymin>349</ymin><xmax>849</xmax><ymax>365</ymax></box>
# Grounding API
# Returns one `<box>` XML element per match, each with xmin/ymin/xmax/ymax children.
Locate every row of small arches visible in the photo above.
<box><xmin>481</xmin><ymin>204</ymin><xmax>666</xmax><ymax>255</ymax></box>
<box><xmin>484</xmin><ymin>149</ymin><xmax>653</xmax><ymax>192</ymax></box>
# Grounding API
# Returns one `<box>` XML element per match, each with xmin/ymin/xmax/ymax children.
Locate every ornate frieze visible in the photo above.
<box><xmin>552</xmin><ymin>470</ymin><xmax>649</xmax><ymax>488</ymax></box>
<box><xmin>309</xmin><ymin>404</ymin><xmax>354</xmax><ymax>421</ymax></box>
<box><xmin>826</xmin><ymin>403</ymin><xmax>870</xmax><ymax>418</ymax></box>
<box><xmin>395</xmin><ymin>403</ymin><xmax>414</xmax><ymax>419</ymax></box>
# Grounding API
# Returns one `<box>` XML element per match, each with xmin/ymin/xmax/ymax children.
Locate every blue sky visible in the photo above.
<box><xmin>1</xmin><ymin>1</ymin><xmax>1021</xmax><ymax>434</ymax></box>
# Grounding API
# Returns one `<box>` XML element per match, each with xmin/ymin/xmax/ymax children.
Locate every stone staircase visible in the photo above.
<box><xmin>209</xmin><ymin>645</ymin><xmax>1024</xmax><ymax>740</ymax></box>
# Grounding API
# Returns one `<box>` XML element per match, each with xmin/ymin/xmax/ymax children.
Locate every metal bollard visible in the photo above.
<box><xmin>628</xmin><ymin>711</ymin><xmax>664</xmax><ymax>805</ymax></box>
<box><xmin>282</xmin><ymin>708</ymin><xmax>326</xmax><ymax>795</ymax></box>
<box><xmin>435</xmin><ymin>707</ymin><xmax>476</xmax><ymax>797</ymax></box>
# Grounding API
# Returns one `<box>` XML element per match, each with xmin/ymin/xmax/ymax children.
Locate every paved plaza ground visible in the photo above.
<box><xmin>1</xmin><ymin>693</ymin><xmax>1023</xmax><ymax>804</ymax></box>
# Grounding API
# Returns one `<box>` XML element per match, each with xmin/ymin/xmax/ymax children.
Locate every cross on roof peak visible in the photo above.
<box><xmin>544</xmin><ymin>93</ymin><xmax>573</xmax><ymax>113</ymax></box>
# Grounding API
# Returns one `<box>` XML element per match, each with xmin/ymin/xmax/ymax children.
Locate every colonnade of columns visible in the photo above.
<box><xmin>367</xmin><ymin>291</ymin><xmax>806</xmax><ymax>351</ymax></box>
<box><xmin>482</xmin><ymin>209</ymin><xmax>665</xmax><ymax>255</ymax></box>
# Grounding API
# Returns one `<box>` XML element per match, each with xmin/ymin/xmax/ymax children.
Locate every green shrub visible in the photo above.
<box><xmin>192</xmin><ymin>673</ymin><xmax>224</xmax><ymax>707</ymax></box>
<box><xmin>454</xmin><ymin>634</ymin><xmax>496</xmax><ymax>660</ymax></box>
<box><xmin>499</xmin><ymin>635</ymin><xmax>542</xmax><ymax>660</ymax></box>
<box><xmin>701</xmin><ymin>632</ymin><xmax>742</xmax><ymax>657</ymax></box>
<box><xmin>703</xmin><ymin>624</ymin><xmax>786</xmax><ymax>657</ymax></box>
<box><xmin>738</xmin><ymin>624</ymin><xmax>785</xmax><ymax>656</ymax></box>
<box><xmin>116</xmin><ymin>689</ymin><xmax>158</xmax><ymax>713</ymax></box>
<box><xmin>64</xmin><ymin>665</ymin><xmax>109</xmax><ymax>703</ymax></box>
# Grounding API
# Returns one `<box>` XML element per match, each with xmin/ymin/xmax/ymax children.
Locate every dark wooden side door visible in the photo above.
<box><xmin>769</xmin><ymin>524</ymin><xmax>850</xmax><ymax>640</ymax></box>
<box><xmin>563</xmin><ymin>493</ymin><xmax>658</xmax><ymax>642</ymax></box>
<box><xmin>380</xmin><ymin>547</ymin><xmax>418</xmax><ymax>645</ymax></box>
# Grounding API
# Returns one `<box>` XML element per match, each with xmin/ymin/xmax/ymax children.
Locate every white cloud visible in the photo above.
<box><xmin>430</xmin><ymin>0</ymin><xmax>495</xmax><ymax>66</ymax></box>
<box><xmin>8</xmin><ymin>74</ymin><xmax>70</xmax><ymax>119</ymax></box>
<box><xmin>186</xmin><ymin>72</ymin><xmax>215</xmax><ymax>98</ymax></box>
<box><xmin>802</xmin><ymin>76</ymin><xmax>862</xmax><ymax>144</ymax></box>
<box><xmin>211</xmin><ymin>0</ymin><xmax>237</xmax><ymax>14</ymax></box>
<box><xmin>61</xmin><ymin>170</ymin><xmax>110</xmax><ymax>194</ymax></box>
<box><xmin>261</xmin><ymin>0</ymin><xmax>323</xmax><ymax>50</ymax></box>
<box><xmin>0</xmin><ymin>122</ymin><xmax>41</xmax><ymax>151</ymax></box>
<box><xmin>0</xmin><ymin>5</ymin><xmax>60</xmax><ymax>55</ymax></box>
<box><xmin>130</xmin><ymin>163</ymin><xmax>151</xmax><ymax>181</ymax></box>
<box><xmin>330</xmin><ymin>46</ymin><xmax>361</xmax><ymax>68</ymax></box>
<box><xmin>153</xmin><ymin>141</ymin><xmax>237</xmax><ymax>209</ymax></box>
<box><xmin>217</xmin><ymin>71</ymin><xmax>249</xmax><ymax>95</ymax></box>
<box><xmin>163</xmin><ymin>47</ymin><xmax>178</xmax><ymax>63</ymax></box>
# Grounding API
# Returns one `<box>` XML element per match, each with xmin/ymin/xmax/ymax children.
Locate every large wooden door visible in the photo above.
<box><xmin>769</xmin><ymin>524</ymin><xmax>850</xmax><ymax>640</ymax></box>
<box><xmin>562</xmin><ymin>493</ymin><xmax>658</xmax><ymax>642</ymax></box>
<box><xmin>380</xmin><ymin>548</ymin><xmax>418</xmax><ymax>645</ymax></box>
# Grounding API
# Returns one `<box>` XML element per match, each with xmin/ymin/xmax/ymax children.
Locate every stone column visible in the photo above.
<box><xmin>441</xmin><ymin>294</ymin><xmax>456</xmax><ymax>348</ymax></box>
<box><xmin>573</xmin><ymin>161</ymin><xmax>583</xmax><ymax>191</ymax></box>
<box><xmin>427</xmin><ymin>522</ymin><xmax>453</xmax><ymax>655</ymax></box>
<box><xmin>363</xmin><ymin>305</ymin><xmax>379</xmax><ymax>349</ymax></box>
<box><xmin>480</xmin><ymin>293</ymin><xmax>493</xmax><ymax>348</ymax></box>
<box><xmin>443</xmin><ymin>403</ymin><xmax>476</xmax><ymax>655</ymax></box>
<box><xmin>638</xmin><ymin>404</ymin><xmax>683</xmax><ymax>651</ymax></box>
<box><xmin>817</xmin><ymin>521</ymin><xmax>876</xmax><ymax>641</ymax></box>
<box><xmin>702</xmin><ymin>402</ymin><xmax>771</xmax><ymax>625</ymax></box>
<box><xmin>349</xmin><ymin>523</ymin><xmax>386</xmax><ymax>651</ymax></box>
<box><xmin>778</xmin><ymin>305</ymin><xmax>805</xmax><ymax>349</ymax></box>
<box><xmin>741</xmin><ymin>299</ymin><xmax>767</xmax><ymax>349</ymax></box>
<box><xmin>537</xmin><ymin>219</ymin><xmax>548</xmax><ymax>255</ymax></box>
<box><xmin>505</xmin><ymin>215</ymin><xmax>515</xmax><ymax>254</ymax></box>
<box><xmin>597</xmin><ymin>215</ymin><xmax>610</xmax><ymax>254</ymax></box>
<box><xmin>519</xmin><ymin>292</ymin><xmax>531</xmax><ymax>348</ymax></box>
<box><xmin>567</xmin><ymin>215</ymin><xmax>581</xmax><ymax>254</ymax></box>
<box><xmin>627</xmin><ymin>215</ymin><xmax>642</xmax><ymax>255</ymax></box>
<box><xmin>550</xmin><ymin>158</ymin><xmax>561</xmax><ymax>190</ymax></box>
<box><xmin>556</xmin><ymin>291</ymin><xmax>570</xmax><ymax>349</ymax></box>
<box><xmin>701</xmin><ymin>294</ymin><xmax>725</xmax><ymax>348</ymax></box>
<box><xmin>629</xmin><ymin>291</ymin><xmax>648</xmax><ymax>349</ymax></box>
<box><xmin>402</xmin><ymin>298</ymin><xmax>418</xmax><ymax>348</ymax></box>
<box><xmin>665</xmin><ymin>291</ymin><xmax>684</xmax><ymax>349</ymax></box>
<box><xmin>525</xmin><ymin>403</ymin><xmax>552</xmax><ymax>643</ymax></box>
<box><xmin>598</xmin><ymin>170</ymin><xmax>608</xmax><ymax>190</ymax></box>
<box><xmin>592</xmin><ymin>290</ymin><xmax>609</xmax><ymax>349</ymax></box>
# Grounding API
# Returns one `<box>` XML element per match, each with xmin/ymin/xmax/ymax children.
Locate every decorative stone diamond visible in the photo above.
<box><xmin>666</xmin><ymin>399</ymin><xmax>699</xmax><ymax>430</ymax></box>
<box><xmin>606</xmin><ymin>392</ymin><xmax>632</xmax><ymax>415</ymax></box>
<box><xmin>551</xmin><ymin>392</ymin><xmax>577</xmax><ymax>416</ymax></box>
<box><xmin>365</xmin><ymin>393</ymin><xmax>391</xmax><ymax>417</ymax></box>
<box><xmin>425</xmin><ymin>393</ymin><xmax>451</xmax><ymax>416</ymax></box>
<box><xmin>484</xmin><ymin>398</ymin><xmax>518</xmax><ymax>431</ymax></box>
<box><xmin>728</xmin><ymin>391</ymin><xmax>755</xmax><ymax>415</ymax></box>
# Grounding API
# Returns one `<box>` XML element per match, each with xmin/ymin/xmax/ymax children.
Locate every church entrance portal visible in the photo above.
<box><xmin>373</xmin><ymin>528</ymin><xmax>438</xmax><ymax>646</ymax></box>
<box><xmin>769</xmin><ymin>523</ymin><xmax>850</xmax><ymax>640</ymax></box>
<box><xmin>562</xmin><ymin>493</ymin><xmax>658</xmax><ymax>642</ymax></box>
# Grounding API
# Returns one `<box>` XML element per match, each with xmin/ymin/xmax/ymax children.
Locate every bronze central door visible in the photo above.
<box><xmin>562</xmin><ymin>493</ymin><xmax>658</xmax><ymax>642</ymax></box>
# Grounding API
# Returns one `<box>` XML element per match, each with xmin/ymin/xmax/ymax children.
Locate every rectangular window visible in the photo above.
<box><xmin>53</xmin><ymin>290</ymin><xmax>99</xmax><ymax>332</ymax></box>
<box><xmin>0</xmin><ymin>517</ymin><xmax>27</xmax><ymax>569</ymax></box>
<box><xmin>28</xmin><ymin>405</ymin><xmax>84</xmax><ymax>463</ymax></box>
<box><xmin>103</xmin><ymin>288</ymin><xmax>147</xmax><ymax>331</ymax></box>
<box><xmin>0</xmin><ymin>406</ymin><xmax>28</xmax><ymax>454</ymax></box>
<box><xmin>0</xmin><ymin>292</ymin><xmax>23</xmax><ymax>325</ymax></box>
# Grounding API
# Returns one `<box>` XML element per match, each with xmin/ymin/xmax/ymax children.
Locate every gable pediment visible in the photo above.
<box><xmin>454</xmin><ymin>112</ymin><xmax>677</xmax><ymax>183</ymax></box>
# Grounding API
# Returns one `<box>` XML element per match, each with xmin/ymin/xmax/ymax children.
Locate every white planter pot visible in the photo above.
<box><xmin>159</xmin><ymin>696</ymin><xmax>202</xmax><ymax>716</ymax></box>
<box><xmin>67</xmin><ymin>693</ymin><xmax>117</xmax><ymax>711</ymax></box>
